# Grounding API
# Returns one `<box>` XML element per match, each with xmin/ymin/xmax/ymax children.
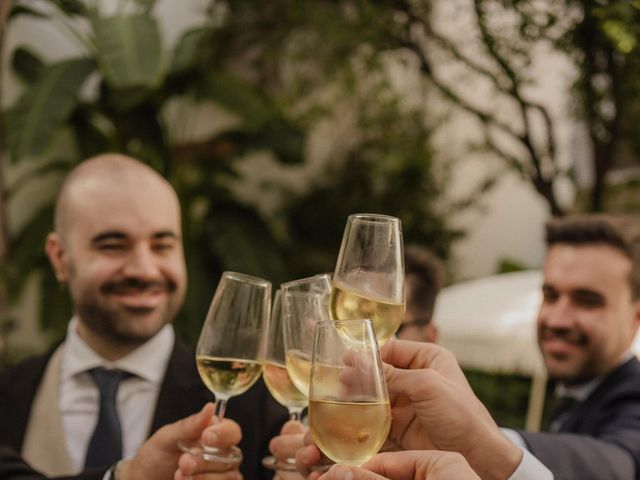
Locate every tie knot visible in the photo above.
<box><xmin>89</xmin><ymin>368</ymin><xmax>130</xmax><ymax>400</ymax></box>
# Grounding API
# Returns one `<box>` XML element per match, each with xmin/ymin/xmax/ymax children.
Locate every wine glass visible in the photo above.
<box><xmin>331</xmin><ymin>214</ymin><xmax>405</xmax><ymax>345</ymax></box>
<box><xmin>281</xmin><ymin>274</ymin><xmax>332</xmax><ymax>398</ymax></box>
<box><xmin>308</xmin><ymin>319</ymin><xmax>390</xmax><ymax>466</ymax></box>
<box><xmin>179</xmin><ymin>271</ymin><xmax>271</xmax><ymax>463</ymax></box>
<box><xmin>261</xmin><ymin>290</ymin><xmax>308</xmax><ymax>471</ymax></box>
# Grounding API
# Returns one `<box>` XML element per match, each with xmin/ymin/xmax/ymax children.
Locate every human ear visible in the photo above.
<box><xmin>45</xmin><ymin>232</ymin><xmax>69</xmax><ymax>282</ymax></box>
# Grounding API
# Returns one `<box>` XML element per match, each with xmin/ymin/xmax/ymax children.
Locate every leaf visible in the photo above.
<box><xmin>5</xmin><ymin>157</ymin><xmax>74</xmax><ymax>199</ymax></box>
<box><xmin>92</xmin><ymin>14</ymin><xmax>164</xmax><ymax>89</ymax></box>
<box><xmin>201</xmin><ymin>73</ymin><xmax>273</xmax><ymax>131</ymax></box>
<box><xmin>9</xmin><ymin>5</ymin><xmax>47</xmax><ymax>19</ymax></box>
<box><xmin>205</xmin><ymin>205</ymin><xmax>288</xmax><ymax>284</ymax></box>
<box><xmin>6</xmin><ymin>206</ymin><xmax>54</xmax><ymax>302</ymax></box>
<box><xmin>50</xmin><ymin>0</ymin><xmax>88</xmax><ymax>16</ymax></box>
<box><xmin>170</xmin><ymin>27</ymin><xmax>212</xmax><ymax>75</ymax></box>
<box><xmin>12</xmin><ymin>47</ymin><xmax>45</xmax><ymax>84</ymax></box>
<box><xmin>5</xmin><ymin>58</ymin><xmax>95</xmax><ymax>162</ymax></box>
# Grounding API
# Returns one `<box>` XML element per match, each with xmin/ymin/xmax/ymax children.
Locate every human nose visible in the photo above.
<box><xmin>122</xmin><ymin>244</ymin><xmax>160</xmax><ymax>279</ymax></box>
<box><xmin>540</xmin><ymin>296</ymin><xmax>573</xmax><ymax>329</ymax></box>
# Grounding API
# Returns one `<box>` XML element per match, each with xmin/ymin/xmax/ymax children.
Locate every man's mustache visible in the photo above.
<box><xmin>540</xmin><ymin>326</ymin><xmax>588</xmax><ymax>346</ymax></box>
<box><xmin>101</xmin><ymin>278</ymin><xmax>176</xmax><ymax>294</ymax></box>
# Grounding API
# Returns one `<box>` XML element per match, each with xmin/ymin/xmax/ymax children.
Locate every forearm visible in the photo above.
<box><xmin>463</xmin><ymin>426</ymin><xmax>523</xmax><ymax>480</ymax></box>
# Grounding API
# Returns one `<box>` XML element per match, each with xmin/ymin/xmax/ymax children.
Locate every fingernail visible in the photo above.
<box><xmin>204</xmin><ymin>431</ymin><xmax>219</xmax><ymax>445</ymax></box>
<box><xmin>300</xmin><ymin>445</ymin><xmax>314</xmax><ymax>463</ymax></box>
<box><xmin>334</xmin><ymin>466</ymin><xmax>353</xmax><ymax>480</ymax></box>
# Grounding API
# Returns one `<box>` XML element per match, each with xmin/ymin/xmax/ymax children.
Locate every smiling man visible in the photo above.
<box><xmin>0</xmin><ymin>154</ymin><xmax>286</xmax><ymax>479</ymax></box>
<box><xmin>506</xmin><ymin>214</ymin><xmax>640</xmax><ymax>479</ymax></box>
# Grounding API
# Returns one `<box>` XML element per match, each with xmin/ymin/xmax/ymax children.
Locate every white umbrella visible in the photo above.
<box><xmin>434</xmin><ymin>270</ymin><xmax>545</xmax><ymax>377</ymax></box>
<box><xmin>433</xmin><ymin>270</ymin><xmax>546</xmax><ymax>430</ymax></box>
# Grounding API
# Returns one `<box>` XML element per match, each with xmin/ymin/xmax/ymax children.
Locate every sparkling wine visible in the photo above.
<box><xmin>196</xmin><ymin>355</ymin><xmax>262</xmax><ymax>398</ymax></box>
<box><xmin>263</xmin><ymin>361</ymin><xmax>308</xmax><ymax>408</ymax></box>
<box><xmin>285</xmin><ymin>349</ymin><xmax>312</xmax><ymax>396</ymax></box>
<box><xmin>309</xmin><ymin>399</ymin><xmax>391</xmax><ymax>465</ymax></box>
<box><xmin>330</xmin><ymin>283</ymin><xmax>405</xmax><ymax>345</ymax></box>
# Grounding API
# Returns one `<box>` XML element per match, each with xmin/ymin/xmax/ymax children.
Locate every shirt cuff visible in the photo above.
<box><xmin>501</xmin><ymin>427</ymin><xmax>527</xmax><ymax>449</ymax></box>
<box><xmin>507</xmin><ymin>448</ymin><xmax>554</xmax><ymax>480</ymax></box>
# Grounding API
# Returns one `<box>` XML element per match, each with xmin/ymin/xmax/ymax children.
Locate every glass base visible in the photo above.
<box><xmin>178</xmin><ymin>439</ymin><xmax>243</xmax><ymax>464</ymax></box>
<box><xmin>262</xmin><ymin>454</ymin><xmax>299</xmax><ymax>471</ymax></box>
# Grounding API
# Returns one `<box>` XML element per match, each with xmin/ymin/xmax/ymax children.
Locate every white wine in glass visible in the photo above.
<box><xmin>281</xmin><ymin>274</ymin><xmax>332</xmax><ymax>397</ymax></box>
<box><xmin>331</xmin><ymin>214</ymin><xmax>405</xmax><ymax>345</ymax></box>
<box><xmin>262</xmin><ymin>290</ymin><xmax>308</xmax><ymax>471</ymax></box>
<box><xmin>308</xmin><ymin>319</ymin><xmax>391</xmax><ymax>466</ymax></box>
<box><xmin>180</xmin><ymin>271</ymin><xmax>271</xmax><ymax>463</ymax></box>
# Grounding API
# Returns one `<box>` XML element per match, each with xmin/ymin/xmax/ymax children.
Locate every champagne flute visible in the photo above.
<box><xmin>281</xmin><ymin>274</ymin><xmax>332</xmax><ymax>398</ymax></box>
<box><xmin>331</xmin><ymin>213</ymin><xmax>405</xmax><ymax>345</ymax></box>
<box><xmin>261</xmin><ymin>290</ymin><xmax>308</xmax><ymax>471</ymax></box>
<box><xmin>179</xmin><ymin>271</ymin><xmax>271</xmax><ymax>463</ymax></box>
<box><xmin>308</xmin><ymin>319</ymin><xmax>391</xmax><ymax>466</ymax></box>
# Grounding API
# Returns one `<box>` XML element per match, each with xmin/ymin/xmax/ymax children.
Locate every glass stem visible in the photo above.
<box><xmin>215</xmin><ymin>398</ymin><xmax>228</xmax><ymax>419</ymax></box>
<box><xmin>288</xmin><ymin>407</ymin><xmax>304</xmax><ymax>422</ymax></box>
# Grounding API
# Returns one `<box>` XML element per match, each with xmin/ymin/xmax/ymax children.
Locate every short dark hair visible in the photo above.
<box><xmin>545</xmin><ymin>214</ymin><xmax>640</xmax><ymax>299</ymax></box>
<box><xmin>404</xmin><ymin>244</ymin><xmax>445</xmax><ymax>325</ymax></box>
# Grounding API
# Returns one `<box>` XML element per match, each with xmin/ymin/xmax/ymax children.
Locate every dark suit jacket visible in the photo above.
<box><xmin>0</xmin><ymin>446</ymin><xmax>105</xmax><ymax>480</ymax></box>
<box><xmin>0</xmin><ymin>340</ymin><xmax>288</xmax><ymax>480</ymax></box>
<box><xmin>519</xmin><ymin>357</ymin><xmax>640</xmax><ymax>480</ymax></box>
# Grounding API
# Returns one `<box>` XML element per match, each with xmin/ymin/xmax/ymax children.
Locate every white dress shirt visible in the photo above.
<box><xmin>59</xmin><ymin>318</ymin><xmax>175</xmax><ymax>472</ymax></box>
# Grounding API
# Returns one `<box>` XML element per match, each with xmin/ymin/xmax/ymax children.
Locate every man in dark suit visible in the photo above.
<box><xmin>1</xmin><ymin>402</ymin><xmax>245</xmax><ymax>480</ymax></box>
<box><xmin>510</xmin><ymin>214</ymin><xmax>640</xmax><ymax>479</ymax></box>
<box><xmin>0</xmin><ymin>154</ymin><xmax>286</xmax><ymax>480</ymax></box>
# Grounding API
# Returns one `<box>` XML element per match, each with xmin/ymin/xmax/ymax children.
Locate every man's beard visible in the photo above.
<box><xmin>539</xmin><ymin>326</ymin><xmax>599</xmax><ymax>384</ymax></box>
<box><xmin>75</xmin><ymin>277</ymin><xmax>181</xmax><ymax>347</ymax></box>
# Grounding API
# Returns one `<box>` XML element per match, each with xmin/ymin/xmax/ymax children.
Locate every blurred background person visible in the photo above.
<box><xmin>396</xmin><ymin>244</ymin><xmax>444</xmax><ymax>343</ymax></box>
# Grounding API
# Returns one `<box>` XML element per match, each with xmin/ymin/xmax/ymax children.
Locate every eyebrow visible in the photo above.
<box><xmin>91</xmin><ymin>230</ymin><xmax>180</xmax><ymax>244</ymax></box>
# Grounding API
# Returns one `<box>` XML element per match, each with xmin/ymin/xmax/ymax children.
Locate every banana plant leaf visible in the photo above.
<box><xmin>5</xmin><ymin>58</ymin><xmax>95</xmax><ymax>162</ymax></box>
<box><xmin>204</xmin><ymin>205</ymin><xmax>289</xmax><ymax>285</ymax></box>
<box><xmin>11</xmin><ymin>47</ymin><xmax>45</xmax><ymax>85</ymax></box>
<box><xmin>91</xmin><ymin>14</ymin><xmax>163</xmax><ymax>90</ymax></box>
<box><xmin>170</xmin><ymin>27</ymin><xmax>213</xmax><ymax>75</ymax></box>
<box><xmin>5</xmin><ymin>206</ymin><xmax>54</xmax><ymax>302</ymax></box>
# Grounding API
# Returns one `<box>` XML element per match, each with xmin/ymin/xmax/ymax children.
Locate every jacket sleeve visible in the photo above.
<box><xmin>518</xmin><ymin>430</ymin><xmax>636</xmax><ymax>480</ymax></box>
<box><xmin>0</xmin><ymin>445</ymin><xmax>105</xmax><ymax>480</ymax></box>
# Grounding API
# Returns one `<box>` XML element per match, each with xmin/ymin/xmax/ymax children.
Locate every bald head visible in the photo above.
<box><xmin>54</xmin><ymin>154</ymin><xmax>178</xmax><ymax>238</ymax></box>
<box><xmin>46</xmin><ymin>153</ymin><xmax>187</xmax><ymax>359</ymax></box>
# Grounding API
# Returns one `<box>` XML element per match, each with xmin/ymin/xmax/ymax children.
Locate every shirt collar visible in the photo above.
<box><xmin>60</xmin><ymin>317</ymin><xmax>175</xmax><ymax>384</ymax></box>
<box><xmin>556</xmin><ymin>351</ymin><xmax>634</xmax><ymax>401</ymax></box>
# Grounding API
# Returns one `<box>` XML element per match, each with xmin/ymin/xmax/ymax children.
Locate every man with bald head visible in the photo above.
<box><xmin>0</xmin><ymin>154</ymin><xmax>285</xmax><ymax>479</ymax></box>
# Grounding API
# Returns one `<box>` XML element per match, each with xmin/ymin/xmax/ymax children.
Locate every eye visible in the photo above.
<box><xmin>572</xmin><ymin>291</ymin><xmax>605</xmax><ymax>309</ymax></box>
<box><xmin>542</xmin><ymin>286</ymin><xmax>559</xmax><ymax>303</ymax></box>
<box><xmin>96</xmin><ymin>241</ymin><xmax>126</xmax><ymax>252</ymax></box>
<box><xmin>152</xmin><ymin>240</ymin><xmax>176</xmax><ymax>253</ymax></box>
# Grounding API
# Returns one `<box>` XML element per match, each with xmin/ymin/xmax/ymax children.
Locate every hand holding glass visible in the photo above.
<box><xmin>180</xmin><ymin>271</ymin><xmax>270</xmax><ymax>463</ymax></box>
<box><xmin>308</xmin><ymin>319</ymin><xmax>391</xmax><ymax>466</ymax></box>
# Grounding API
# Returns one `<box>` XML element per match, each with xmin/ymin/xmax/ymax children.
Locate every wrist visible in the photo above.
<box><xmin>465</xmin><ymin>428</ymin><xmax>522</xmax><ymax>480</ymax></box>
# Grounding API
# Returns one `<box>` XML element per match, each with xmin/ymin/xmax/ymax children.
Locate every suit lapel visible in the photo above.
<box><xmin>0</xmin><ymin>351</ymin><xmax>53</xmax><ymax>450</ymax></box>
<box><xmin>560</xmin><ymin>357</ymin><xmax>640</xmax><ymax>433</ymax></box>
<box><xmin>149</xmin><ymin>339</ymin><xmax>211</xmax><ymax>435</ymax></box>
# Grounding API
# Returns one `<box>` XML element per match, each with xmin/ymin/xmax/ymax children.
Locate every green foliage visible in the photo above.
<box><xmin>2</xmin><ymin>0</ymin><xmax>460</xmax><ymax>348</ymax></box>
<box><xmin>5</xmin><ymin>58</ymin><xmax>95</xmax><ymax>160</ymax></box>
<box><xmin>465</xmin><ymin>369</ymin><xmax>534</xmax><ymax>429</ymax></box>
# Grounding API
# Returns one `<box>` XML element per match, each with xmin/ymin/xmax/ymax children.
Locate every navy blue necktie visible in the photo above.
<box><xmin>84</xmin><ymin>368</ymin><xmax>130</xmax><ymax>469</ymax></box>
